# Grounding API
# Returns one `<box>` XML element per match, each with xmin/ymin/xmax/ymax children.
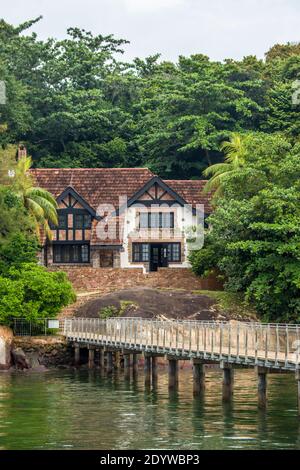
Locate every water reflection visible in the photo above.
<box><xmin>0</xmin><ymin>368</ymin><xmax>299</xmax><ymax>450</ymax></box>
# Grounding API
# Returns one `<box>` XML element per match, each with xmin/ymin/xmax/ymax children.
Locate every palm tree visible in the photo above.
<box><xmin>203</xmin><ymin>133</ymin><xmax>247</xmax><ymax>199</ymax></box>
<box><xmin>12</xmin><ymin>154</ymin><xmax>58</xmax><ymax>239</ymax></box>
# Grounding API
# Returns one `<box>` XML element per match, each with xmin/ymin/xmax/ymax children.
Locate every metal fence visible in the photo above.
<box><xmin>64</xmin><ymin>317</ymin><xmax>300</xmax><ymax>370</ymax></box>
<box><xmin>11</xmin><ymin>318</ymin><xmax>65</xmax><ymax>337</ymax></box>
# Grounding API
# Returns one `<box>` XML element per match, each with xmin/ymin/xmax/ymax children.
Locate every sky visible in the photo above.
<box><xmin>1</xmin><ymin>0</ymin><xmax>300</xmax><ymax>62</ymax></box>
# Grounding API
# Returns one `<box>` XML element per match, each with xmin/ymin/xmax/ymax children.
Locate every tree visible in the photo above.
<box><xmin>190</xmin><ymin>134</ymin><xmax>300</xmax><ymax>322</ymax></box>
<box><xmin>0</xmin><ymin>185</ymin><xmax>39</xmax><ymax>274</ymax></box>
<box><xmin>0</xmin><ymin>263</ymin><xmax>76</xmax><ymax>323</ymax></box>
<box><xmin>203</xmin><ymin>133</ymin><xmax>247</xmax><ymax>199</ymax></box>
<box><xmin>12</xmin><ymin>154</ymin><xmax>58</xmax><ymax>238</ymax></box>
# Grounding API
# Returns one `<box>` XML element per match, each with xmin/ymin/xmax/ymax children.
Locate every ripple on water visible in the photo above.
<box><xmin>0</xmin><ymin>368</ymin><xmax>299</xmax><ymax>449</ymax></box>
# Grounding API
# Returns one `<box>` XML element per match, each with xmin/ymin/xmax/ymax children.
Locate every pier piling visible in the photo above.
<box><xmin>132</xmin><ymin>354</ymin><xmax>138</xmax><ymax>375</ymax></box>
<box><xmin>168</xmin><ymin>358</ymin><xmax>178</xmax><ymax>390</ymax></box>
<box><xmin>193</xmin><ymin>360</ymin><xmax>206</xmax><ymax>396</ymax></box>
<box><xmin>107</xmin><ymin>351</ymin><xmax>113</xmax><ymax>374</ymax></box>
<box><xmin>221</xmin><ymin>362</ymin><xmax>234</xmax><ymax>402</ymax></box>
<box><xmin>74</xmin><ymin>344</ymin><xmax>80</xmax><ymax>366</ymax></box>
<box><xmin>124</xmin><ymin>354</ymin><xmax>131</xmax><ymax>380</ymax></box>
<box><xmin>144</xmin><ymin>354</ymin><xmax>151</xmax><ymax>386</ymax></box>
<box><xmin>88</xmin><ymin>347</ymin><xmax>95</xmax><ymax>369</ymax></box>
<box><xmin>256</xmin><ymin>366</ymin><xmax>268</xmax><ymax>409</ymax></box>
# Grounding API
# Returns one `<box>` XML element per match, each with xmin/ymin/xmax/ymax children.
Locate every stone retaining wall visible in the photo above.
<box><xmin>49</xmin><ymin>267</ymin><xmax>223</xmax><ymax>293</ymax></box>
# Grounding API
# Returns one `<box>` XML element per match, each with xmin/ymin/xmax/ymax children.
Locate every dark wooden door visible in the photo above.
<box><xmin>150</xmin><ymin>244</ymin><xmax>168</xmax><ymax>271</ymax></box>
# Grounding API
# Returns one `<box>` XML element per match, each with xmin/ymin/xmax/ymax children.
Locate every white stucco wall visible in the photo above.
<box><xmin>119</xmin><ymin>204</ymin><xmax>198</xmax><ymax>269</ymax></box>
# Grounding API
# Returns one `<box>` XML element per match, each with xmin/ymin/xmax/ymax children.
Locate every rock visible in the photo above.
<box><xmin>11</xmin><ymin>347</ymin><xmax>31</xmax><ymax>370</ymax></box>
<box><xmin>0</xmin><ymin>326</ymin><xmax>13</xmax><ymax>370</ymax></box>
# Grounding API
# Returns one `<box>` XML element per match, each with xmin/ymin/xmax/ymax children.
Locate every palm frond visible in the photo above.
<box><xmin>26</xmin><ymin>198</ymin><xmax>45</xmax><ymax>219</ymax></box>
<box><xmin>27</xmin><ymin>187</ymin><xmax>58</xmax><ymax>208</ymax></box>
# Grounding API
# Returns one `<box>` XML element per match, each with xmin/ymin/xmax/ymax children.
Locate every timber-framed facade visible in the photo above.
<box><xmin>32</xmin><ymin>168</ymin><xmax>212</xmax><ymax>272</ymax></box>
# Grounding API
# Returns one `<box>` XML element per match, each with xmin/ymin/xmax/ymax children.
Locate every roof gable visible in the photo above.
<box><xmin>127</xmin><ymin>176</ymin><xmax>188</xmax><ymax>207</ymax></box>
<box><xmin>57</xmin><ymin>186</ymin><xmax>97</xmax><ymax>217</ymax></box>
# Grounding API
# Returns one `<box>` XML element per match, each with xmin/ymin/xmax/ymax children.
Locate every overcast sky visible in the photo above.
<box><xmin>1</xmin><ymin>0</ymin><xmax>300</xmax><ymax>62</ymax></box>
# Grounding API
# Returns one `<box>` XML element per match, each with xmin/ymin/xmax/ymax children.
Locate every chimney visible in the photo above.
<box><xmin>18</xmin><ymin>144</ymin><xmax>27</xmax><ymax>160</ymax></box>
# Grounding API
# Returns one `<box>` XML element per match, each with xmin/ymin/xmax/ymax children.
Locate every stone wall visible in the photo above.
<box><xmin>49</xmin><ymin>266</ymin><xmax>223</xmax><ymax>293</ymax></box>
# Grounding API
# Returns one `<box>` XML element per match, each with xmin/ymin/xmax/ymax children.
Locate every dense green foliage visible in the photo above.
<box><xmin>0</xmin><ymin>264</ymin><xmax>76</xmax><ymax>323</ymax></box>
<box><xmin>0</xmin><ymin>173</ymin><xmax>75</xmax><ymax>325</ymax></box>
<box><xmin>190</xmin><ymin>134</ymin><xmax>300</xmax><ymax>322</ymax></box>
<box><xmin>1</xmin><ymin>18</ymin><xmax>300</xmax><ymax>322</ymax></box>
<box><xmin>1</xmin><ymin>18</ymin><xmax>300</xmax><ymax>178</ymax></box>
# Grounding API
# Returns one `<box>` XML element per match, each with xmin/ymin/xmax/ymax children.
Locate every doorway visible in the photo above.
<box><xmin>149</xmin><ymin>243</ymin><xmax>168</xmax><ymax>272</ymax></box>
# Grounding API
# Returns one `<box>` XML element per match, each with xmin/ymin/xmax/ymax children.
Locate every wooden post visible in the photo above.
<box><xmin>221</xmin><ymin>361</ymin><xmax>234</xmax><ymax>402</ymax></box>
<box><xmin>132</xmin><ymin>354</ymin><xmax>138</xmax><ymax>375</ymax></box>
<box><xmin>114</xmin><ymin>351</ymin><xmax>121</xmax><ymax>369</ymax></box>
<box><xmin>99</xmin><ymin>348</ymin><xmax>105</xmax><ymax>370</ymax></box>
<box><xmin>296</xmin><ymin>369</ymin><xmax>300</xmax><ymax>417</ymax></box>
<box><xmin>107</xmin><ymin>351</ymin><xmax>113</xmax><ymax>374</ymax></box>
<box><xmin>152</xmin><ymin>356</ymin><xmax>158</xmax><ymax>385</ymax></box>
<box><xmin>256</xmin><ymin>366</ymin><xmax>268</xmax><ymax>409</ymax></box>
<box><xmin>124</xmin><ymin>354</ymin><xmax>131</xmax><ymax>380</ymax></box>
<box><xmin>193</xmin><ymin>359</ymin><xmax>205</xmax><ymax>396</ymax></box>
<box><xmin>168</xmin><ymin>358</ymin><xmax>178</xmax><ymax>390</ymax></box>
<box><xmin>74</xmin><ymin>344</ymin><xmax>80</xmax><ymax>366</ymax></box>
<box><xmin>144</xmin><ymin>354</ymin><xmax>151</xmax><ymax>386</ymax></box>
<box><xmin>88</xmin><ymin>347</ymin><xmax>95</xmax><ymax>369</ymax></box>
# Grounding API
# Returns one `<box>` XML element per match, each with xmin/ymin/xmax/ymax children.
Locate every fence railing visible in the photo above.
<box><xmin>64</xmin><ymin>318</ymin><xmax>300</xmax><ymax>369</ymax></box>
<box><xmin>11</xmin><ymin>318</ymin><xmax>65</xmax><ymax>337</ymax></box>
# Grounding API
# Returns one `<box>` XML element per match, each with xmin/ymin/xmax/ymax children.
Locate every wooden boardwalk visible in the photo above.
<box><xmin>64</xmin><ymin>318</ymin><xmax>300</xmax><ymax>371</ymax></box>
<box><xmin>63</xmin><ymin>318</ymin><xmax>300</xmax><ymax>413</ymax></box>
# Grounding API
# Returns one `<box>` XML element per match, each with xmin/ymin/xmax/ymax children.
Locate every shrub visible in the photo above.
<box><xmin>0</xmin><ymin>263</ymin><xmax>76</xmax><ymax>324</ymax></box>
<box><xmin>99</xmin><ymin>305</ymin><xmax>119</xmax><ymax>319</ymax></box>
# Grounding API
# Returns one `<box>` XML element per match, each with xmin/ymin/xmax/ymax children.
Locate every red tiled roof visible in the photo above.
<box><xmin>31</xmin><ymin>168</ymin><xmax>212</xmax><ymax>212</ymax></box>
<box><xmin>164</xmin><ymin>180</ymin><xmax>212</xmax><ymax>213</ymax></box>
<box><xmin>31</xmin><ymin>168</ymin><xmax>155</xmax><ymax>209</ymax></box>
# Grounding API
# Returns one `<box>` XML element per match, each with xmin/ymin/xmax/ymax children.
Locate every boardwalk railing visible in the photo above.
<box><xmin>63</xmin><ymin>318</ymin><xmax>300</xmax><ymax>371</ymax></box>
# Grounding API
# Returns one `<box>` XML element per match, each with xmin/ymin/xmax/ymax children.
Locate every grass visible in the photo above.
<box><xmin>99</xmin><ymin>301</ymin><xmax>139</xmax><ymax>319</ymax></box>
<box><xmin>192</xmin><ymin>290</ymin><xmax>258</xmax><ymax>320</ymax></box>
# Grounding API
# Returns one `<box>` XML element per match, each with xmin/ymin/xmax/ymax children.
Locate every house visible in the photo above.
<box><xmin>32</xmin><ymin>168</ymin><xmax>212</xmax><ymax>272</ymax></box>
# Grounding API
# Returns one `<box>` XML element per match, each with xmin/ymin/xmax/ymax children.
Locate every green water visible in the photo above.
<box><xmin>0</xmin><ymin>368</ymin><xmax>299</xmax><ymax>450</ymax></box>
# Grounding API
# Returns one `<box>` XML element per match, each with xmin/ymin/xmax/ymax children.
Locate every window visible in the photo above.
<box><xmin>167</xmin><ymin>243</ymin><xmax>181</xmax><ymax>262</ymax></box>
<box><xmin>58</xmin><ymin>214</ymin><xmax>67</xmax><ymax>228</ymax></box>
<box><xmin>139</xmin><ymin>213</ymin><xmax>149</xmax><ymax>229</ymax></box>
<box><xmin>132</xmin><ymin>243</ymin><xmax>149</xmax><ymax>262</ymax></box>
<box><xmin>139</xmin><ymin>212</ymin><xmax>174</xmax><ymax>229</ymax></box>
<box><xmin>75</xmin><ymin>214</ymin><xmax>92</xmax><ymax>229</ymax></box>
<box><xmin>53</xmin><ymin>244</ymin><xmax>90</xmax><ymax>263</ymax></box>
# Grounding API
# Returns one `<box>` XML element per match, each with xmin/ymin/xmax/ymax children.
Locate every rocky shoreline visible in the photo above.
<box><xmin>0</xmin><ymin>326</ymin><xmax>74</xmax><ymax>371</ymax></box>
